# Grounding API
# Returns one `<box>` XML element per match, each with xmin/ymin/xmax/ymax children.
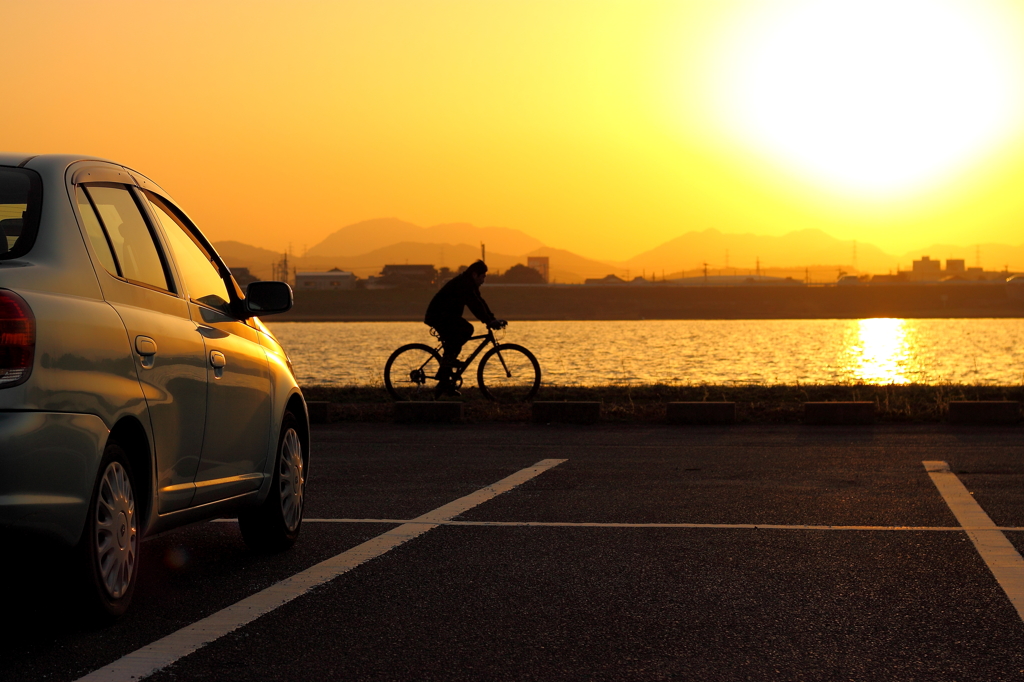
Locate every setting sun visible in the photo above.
<box><xmin>7</xmin><ymin>1</ymin><xmax>1024</xmax><ymax>259</ymax></box>
<box><xmin>711</xmin><ymin>0</ymin><xmax>1023</xmax><ymax>197</ymax></box>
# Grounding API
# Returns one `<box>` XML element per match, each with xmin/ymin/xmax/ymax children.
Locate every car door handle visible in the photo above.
<box><xmin>210</xmin><ymin>350</ymin><xmax>226</xmax><ymax>379</ymax></box>
<box><xmin>135</xmin><ymin>336</ymin><xmax>157</xmax><ymax>355</ymax></box>
<box><xmin>135</xmin><ymin>336</ymin><xmax>157</xmax><ymax>368</ymax></box>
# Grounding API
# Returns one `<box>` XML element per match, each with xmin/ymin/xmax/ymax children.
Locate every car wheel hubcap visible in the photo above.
<box><xmin>278</xmin><ymin>428</ymin><xmax>304</xmax><ymax>533</ymax></box>
<box><xmin>95</xmin><ymin>461</ymin><xmax>137</xmax><ymax>599</ymax></box>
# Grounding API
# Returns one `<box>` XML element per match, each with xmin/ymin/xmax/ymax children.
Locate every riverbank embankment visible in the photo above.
<box><xmin>301</xmin><ymin>384</ymin><xmax>1024</xmax><ymax>424</ymax></box>
<box><xmin>278</xmin><ymin>284</ymin><xmax>1024</xmax><ymax>321</ymax></box>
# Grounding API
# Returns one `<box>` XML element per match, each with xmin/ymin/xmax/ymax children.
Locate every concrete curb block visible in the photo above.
<box><xmin>947</xmin><ymin>401</ymin><xmax>1021</xmax><ymax>424</ymax></box>
<box><xmin>394</xmin><ymin>401</ymin><xmax>464</xmax><ymax>423</ymax></box>
<box><xmin>667</xmin><ymin>402</ymin><xmax>735</xmax><ymax>425</ymax></box>
<box><xmin>532</xmin><ymin>401</ymin><xmax>601</xmax><ymax>424</ymax></box>
<box><xmin>803</xmin><ymin>402</ymin><xmax>875</xmax><ymax>425</ymax></box>
<box><xmin>306</xmin><ymin>401</ymin><xmax>329</xmax><ymax>424</ymax></box>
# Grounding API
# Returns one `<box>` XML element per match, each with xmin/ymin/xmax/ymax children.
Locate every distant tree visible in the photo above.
<box><xmin>494</xmin><ymin>263</ymin><xmax>545</xmax><ymax>284</ymax></box>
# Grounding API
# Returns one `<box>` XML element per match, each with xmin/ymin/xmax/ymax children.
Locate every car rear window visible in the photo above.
<box><xmin>0</xmin><ymin>167</ymin><xmax>42</xmax><ymax>260</ymax></box>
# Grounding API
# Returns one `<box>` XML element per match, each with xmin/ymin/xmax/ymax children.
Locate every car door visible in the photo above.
<box><xmin>75</xmin><ymin>182</ymin><xmax>207</xmax><ymax>513</ymax></box>
<box><xmin>142</xmin><ymin>191</ymin><xmax>273</xmax><ymax>507</ymax></box>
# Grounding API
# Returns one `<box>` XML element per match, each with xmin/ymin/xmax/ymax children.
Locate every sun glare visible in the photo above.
<box><xmin>711</xmin><ymin>0</ymin><xmax>1022</xmax><ymax>197</ymax></box>
<box><xmin>846</xmin><ymin>318</ymin><xmax>912</xmax><ymax>383</ymax></box>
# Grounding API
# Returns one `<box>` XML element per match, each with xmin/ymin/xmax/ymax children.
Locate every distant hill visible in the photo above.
<box><xmin>215</xmin><ymin>239</ymin><xmax>623</xmax><ymax>284</ymax></box>
<box><xmin>217</xmin><ymin>223</ymin><xmax>1024</xmax><ymax>285</ymax></box>
<box><xmin>619</xmin><ymin>228</ymin><xmax>899</xmax><ymax>275</ymax></box>
<box><xmin>214</xmin><ymin>241</ymin><xmax>339</xmax><ymax>280</ymax></box>
<box><xmin>521</xmin><ymin>247</ymin><xmax>626</xmax><ymax>283</ymax></box>
<box><xmin>213</xmin><ymin>241</ymin><xmax>280</xmax><ymax>270</ymax></box>
<box><xmin>306</xmin><ymin>218</ymin><xmax>545</xmax><ymax>258</ymax></box>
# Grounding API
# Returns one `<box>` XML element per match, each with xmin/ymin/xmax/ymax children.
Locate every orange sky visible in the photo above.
<box><xmin>6</xmin><ymin>0</ymin><xmax>1024</xmax><ymax>261</ymax></box>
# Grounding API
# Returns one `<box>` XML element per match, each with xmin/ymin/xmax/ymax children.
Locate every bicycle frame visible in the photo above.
<box><xmin>418</xmin><ymin>328</ymin><xmax>514</xmax><ymax>381</ymax></box>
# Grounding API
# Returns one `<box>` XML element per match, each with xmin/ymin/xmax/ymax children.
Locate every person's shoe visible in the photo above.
<box><xmin>442</xmin><ymin>359</ymin><xmax>465</xmax><ymax>372</ymax></box>
<box><xmin>433</xmin><ymin>380</ymin><xmax>461</xmax><ymax>398</ymax></box>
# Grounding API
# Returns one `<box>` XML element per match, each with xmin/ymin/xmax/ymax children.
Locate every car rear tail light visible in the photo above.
<box><xmin>0</xmin><ymin>289</ymin><xmax>35</xmax><ymax>388</ymax></box>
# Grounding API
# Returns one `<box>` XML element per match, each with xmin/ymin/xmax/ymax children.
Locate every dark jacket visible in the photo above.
<box><xmin>425</xmin><ymin>271</ymin><xmax>495</xmax><ymax>326</ymax></box>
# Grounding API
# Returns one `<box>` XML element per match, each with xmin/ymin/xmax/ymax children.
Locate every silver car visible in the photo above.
<box><xmin>0</xmin><ymin>154</ymin><xmax>308</xmax><ymax>617</ymax></box>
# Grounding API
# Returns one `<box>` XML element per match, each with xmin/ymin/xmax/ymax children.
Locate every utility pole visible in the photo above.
<box><xmin>756</xmin><ymin>257</ymin><xmax>761</xmax><ymax>277</ymax></box>
<box><xmin>481</xmin><ymin>242</ymin><xmax>486</xmax><ymax>262</ymax></box>
<box><xmin>278</xmin><ymin>251</ymin><xmax>290</xmax><ymax>284</ymax></box>
<box><xmin>702</xmin><ymin>262</ymin><xmax>709</xmax><ymax>285</ymax></box>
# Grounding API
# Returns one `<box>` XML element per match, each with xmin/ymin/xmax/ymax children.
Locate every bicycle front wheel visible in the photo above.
<box><xmin>477</xmin><ymin>343</ymin><xmax>541</xmax><ymax>403</ymax></box>
<box><xmin>384</xmin><ymin>343</ymin><xmax>442</xmax><ymax>401</ymax></box>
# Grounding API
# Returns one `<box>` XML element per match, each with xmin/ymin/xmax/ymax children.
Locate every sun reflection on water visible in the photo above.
<box><xmin>269</xmin><ymin>318</ymin><xmax>1024</xmax><ymax>387</ymax></box>
<box><xmin>845</xmin><ymin>318</ymin><xmax>912</xmax><ymax>384</ymax></box>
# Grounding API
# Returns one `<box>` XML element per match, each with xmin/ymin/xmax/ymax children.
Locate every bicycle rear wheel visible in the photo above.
<box><xmin>477</xmin><ymin>343</ymin><xmax>541</xmax><ymax>403</ymax></box>
<box><xmin>384</xmin><ymin>343</ymin><xmax>443</xmax><ymax>401</ymax></box>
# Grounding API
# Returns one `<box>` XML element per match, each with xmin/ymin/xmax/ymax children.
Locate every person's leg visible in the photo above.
<box><xmin>437</xmin><ymin>319</ymin><xmax>473</xmax><ymax>369</ymax></box>
<box><xmin>434</xmin><ymin>319</ymin><xmax>474</xmax><ymax>394</ymax></box>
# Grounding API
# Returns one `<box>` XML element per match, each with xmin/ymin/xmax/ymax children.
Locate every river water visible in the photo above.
<box><xmin>266</xmin><ymin>319</ymin><xmax>1024</xmax><ymax>387</ymax></box>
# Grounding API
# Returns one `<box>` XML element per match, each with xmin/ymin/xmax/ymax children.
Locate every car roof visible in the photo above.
<box><xmin>0</xmin><ymin>152</ymin><xmax>125</xmax><ymax>172</ymax></box>
<box><xmin>0</xmin><ymin>152</ymin><xmax>34</xmax><ymax>167</ymax></box>
<box><xmin>0</xmin><ymin>153</ymin><xmax>174</xmax><ymax>199</ymax></box>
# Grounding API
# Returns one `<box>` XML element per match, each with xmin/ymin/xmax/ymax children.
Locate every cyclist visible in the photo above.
<box><xmin>425</xmin><ymin>260</ymin><xmax>506</xmax><ymax>397</ymax></box>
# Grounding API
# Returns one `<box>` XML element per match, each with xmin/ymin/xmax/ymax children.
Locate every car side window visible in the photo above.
<box><xmin>82</xmin><ymin>184</ymin><xmax>171</xmax><ymax>291</ymax></box>
<box><xmin>75</xmin><ymin>186</ymin><xmax>119</xmax><ymax>276</ymax></box>
<box><xmin>145</xmin><ymin>193</ymin><xmax>233</xmax><ymax>315</ymax></box>
<box><xmin>0</xmin><ymin>167</ymin><xmax>42</xmax><ymax>260</ymax></box>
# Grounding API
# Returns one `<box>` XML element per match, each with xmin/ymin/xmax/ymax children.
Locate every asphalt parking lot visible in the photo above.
<box><xmin>5</xmin><ymin>423</ymin><xmax>1024</xmax><ymax>681</ymax></box>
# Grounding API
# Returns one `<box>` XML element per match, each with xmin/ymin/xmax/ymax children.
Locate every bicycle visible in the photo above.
<box><xmin>383</xmin><ymin>323</ymin><xmax>541</xmax><ymax>403</ymax></box>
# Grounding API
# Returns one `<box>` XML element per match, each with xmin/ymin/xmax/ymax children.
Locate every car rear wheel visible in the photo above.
<box><xmin>239</xmin><ymin>410</ymin><xmax>305</xmax><ymax>552</ymax></box>
<box><xmin>78</xmin><ymin>438</ymin><xmax>139</xmax><ymax>618</ymax></box>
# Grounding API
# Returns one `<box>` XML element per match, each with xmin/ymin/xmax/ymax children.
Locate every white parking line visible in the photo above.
<box><xmin>76</xmin><ymin>459</ymin><xmax>566</xmax><ymax>682</ymax></box>
<box><xmin>296</xmin><ymin>519</ymin><xmax>1024</xmax><ymax>531</ymax></box>
<box><xmin>924</xmin><ymin>460</ymin><xmax>1024</xmax><ymax>622</ymax></box>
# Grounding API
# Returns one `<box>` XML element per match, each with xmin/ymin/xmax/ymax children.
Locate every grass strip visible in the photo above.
<box><xmin>300</xmin><ymin>383</ymin><xmax>1024</xmax><ymax>424</ymax></box>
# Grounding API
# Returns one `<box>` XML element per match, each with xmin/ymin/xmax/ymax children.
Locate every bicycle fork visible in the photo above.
<box><xmin>492</xmin><ymin>346</ymin><xmax>513</xmax><ymax>378</ymax></box>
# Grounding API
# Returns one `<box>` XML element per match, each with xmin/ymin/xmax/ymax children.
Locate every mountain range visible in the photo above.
<box><xmin>305</xmin><ymin>218</ymin><xmax>545</xmax><ymax>258</ymax></box>
<box><xmin>214</xmin><ymin>218</ymin><xmax>1024</xmax><ymax>284</ymax></box>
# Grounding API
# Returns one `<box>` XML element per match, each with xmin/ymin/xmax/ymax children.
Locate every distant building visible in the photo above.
<box><xmin>870</xmin><ymin>272</ymin><xmax>909</xmax><ymax>283</ymax></box>
<box><xmin>966</xmin><ymin>267</ymin><xmax>986</xmax><ymax>280</ymax></box>
<box><xmin>584</xmin><ymin>274</ymin><xmax>626</xmax><ymax>285</ymax></box>
<box><xmin>379</xmin><ymin>264</ymin><xmax>437</xmax><ymax>288</ymax></box>
<box><xmin>295</xmin><ymin>268</ymin><xmax>356</xmax><ymax>290</ymax></box>
<box><xmin>910</xmin><ymin>257</ymin><xmax>985</xmax><ymax>282</ymax></box>
<box><xmin>910</xmin><ymin>256</ymin><xmax>942</xmax><ymax>282</ymax></box>
<box><xmin>494</xmin><ymin>264</ymin><xmax>546</xmax><ymax>284</ymax></box>
<box><xmin>527</xmin><ymin>256</ymin><xmax>550</xmax><ymax>283</ymax></box>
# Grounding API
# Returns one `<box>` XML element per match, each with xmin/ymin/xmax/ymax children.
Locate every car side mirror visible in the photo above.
<box><xmin>245</xmin><ymin>281</ymin><xmax>293</xmax><ymax>316</ymax></box>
